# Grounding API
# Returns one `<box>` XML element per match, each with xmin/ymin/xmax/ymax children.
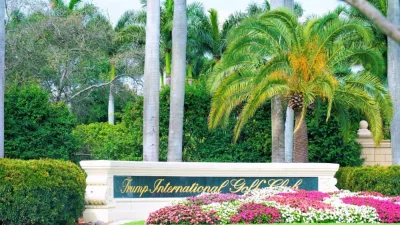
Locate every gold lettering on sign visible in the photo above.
<box><xmin>268</xmin><ymin>179</ymin><xmax>289</xmax><ymax>187</ymax></box>
<box><xmin>292</xmin><ymin>179</ymin><xmax>303</xmax><ymax>189</ymax></box>
<box><xmin>119</xmin><ymin>177</ymin><xmax>307</xmax><ymax>197</ymax></box>
<box><xmin>218</xmin><ymin>180</ymin><xmax>230</xmax><ymax>192</ymax></box>
<box><xmin>120</xmin><ymin>178</ymin><xmax>149</xmax><ymax>197</ymax></box>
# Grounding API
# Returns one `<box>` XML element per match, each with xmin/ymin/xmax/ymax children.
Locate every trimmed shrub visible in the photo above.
<box><xmin>335</xmin><ymin>166</ymin><xmax>400</xmax><ymax>196</ymax></box>
<box><xmin>5</xmin><ymin>85</ymin><xmax>78</xmax><ymax>160</ymax></box>
<box><xmin>123</xmin><ymin>81</ymin><xmax>362</xmax><ymax>165</ymax></box>
<box><xmin>79</xmin><ymin>80</ymin><xmax>363</xmax><ymax>166</ymax></box>
<box><xmin>73</xmin><ymin>122</ymin><xmax>141</xmax><ymax>161</ymax></box>
<box><xmin>0</xmin><ymin>159</ymin><xmax>86</xmax><ymax>225</ymax></box>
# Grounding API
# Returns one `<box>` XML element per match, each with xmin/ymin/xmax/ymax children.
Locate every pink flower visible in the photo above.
<box><xmin>230</xmin><ymin>202</ymin><xmax>281</xmax><ymax>224</ymax></box>
<box><xmin>341</xmin><ymin>196</ymin><xmax>400</xmax><ymax>223</ymax></box>
<box><xmin>186</xmin><ymin>193</ymin><xmax>243</xmax><ymax>206</ymax></box>
<box><xmin>265</xmin><ymin>196</ymin><xmax>333</xmax><ymax>212</ymax></box>
<box><xmin>146</xmin><ymin>205</ymin><xmax>220</xmax><ymax>225</ymax></box>
<box><xmin>277</xmin><ymin>190</ymin><xmax>330</xmax><ymax>201</ymax></box>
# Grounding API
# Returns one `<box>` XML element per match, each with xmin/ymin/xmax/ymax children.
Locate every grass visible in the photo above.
<box><xmin>122</xmin><ymin>222</ymin><xmax>399</xmax><ymax>225</ymax></box>
<box><xmin>123</xmin><ymin>221</ymin><xmax>144</xmax><ymax>225</ymax></box>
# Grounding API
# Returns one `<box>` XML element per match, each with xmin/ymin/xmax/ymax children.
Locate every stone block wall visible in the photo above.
<box><xmin>357</xmin><ymin>120</ymin><xmax>392</xmax><ymax>166</ymax></box>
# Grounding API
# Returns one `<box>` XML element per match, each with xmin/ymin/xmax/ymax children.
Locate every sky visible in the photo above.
<box><xmin>88</xmin><ymin>0</ymin><xmax>342</xmax><ymax>26</ymax></box>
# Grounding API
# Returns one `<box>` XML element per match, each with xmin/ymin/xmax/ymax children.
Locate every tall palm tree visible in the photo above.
<box><xmin>108</xmin><ymin>10</ymin><xmax>146</xmax><ymax>125</ymax></box>
<box><xmin>143</xmin><ymin>0</ymin><xmax>160</xmax><ymax>161</ymax></box>
<box><xmin>108</xmin><ymin>63</ymin><xmax>115</xmax><ymax>125</ymax></box>
<box><xmin>192</xmin><ymin>8</ymin><xmax>247</xmax><ymax>72</ymax></box>
<box><xmin>161</xmin><ymin>0</ymin><xmax>174</xmax><ymax>85</ymax></box>
<box><xmin>185</xmin><ymin>2</ymin><xmax>209</xmax><ymax>81</ymax></box>
<box><xmin>209</xmin><ymin>10</ymin><xmax>392</xmax><ymax>162</ymax></box>
<box><xmin>270</xmin><ymin>0</ymin><xmax>294</xmax><ymax>163</ymax></box>
<box><xmin>167</xmin><ymin>0</ymin><xmax>187</xmax><ymax>162</ymax></box>
<box><xmin>0</xmin><ymin>0</ymin><xmax>4</xmax><ymax>159</ymax></box>
<box><xmin>388</xmin><ymin>0</ymin><xmax>400</xmax><ymax>164</ymax></box>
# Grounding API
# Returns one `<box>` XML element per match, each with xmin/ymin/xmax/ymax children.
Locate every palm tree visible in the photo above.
<box><xmin>167</xmin><ymin>0</ymin><xmax>187</xmax><ymax>162</ymax></box>
<box><xmin>387</xmin><ymin>0</ymin><xmax>400</xmax><ymax>164</ymax></box>
<box><xmin>108</xmin><ymin>10</ymin><xmax>146</xmax><ymax>125</ymax></box>
<box><xmin>0</xmin><ymin>0</ymin><xmax>4</xmax><ymax>159</ymax></box>
<box><xmin>108</xmin><ymin>63</ymin><xmax>116</xmax><ymax>125</ymax></box>
<box><xmin>270</xmin><ymin>0</ymin><xmax>294</xmax><ymax>163</ymax></box>
<box><xmin>209</xmin><ymin>9</ymin><xmax>392</xmax><ymax>162</ymax></box>
<box><xmin>50</xmin><ymin>0</ymin><xmax>95</xmax><ymax>16</ymax></box>
<box><xmin>192</xmin><ymin>8</ymin><xmax>247</xmax><ymax>73</ymax></box>
<box><xmin>185</xmin><ymin>2</ymin><xmax>209</xmax><ymax>82</ymax></box>
<box><xmin>161</xmin><ymin>0</ymin><xmax>174</xmax><ymax>85</ymax></box>
<box><xmin>143</xmin><ymin>0</ymin><xmax>160</xmax><ymax>161</ymax></box>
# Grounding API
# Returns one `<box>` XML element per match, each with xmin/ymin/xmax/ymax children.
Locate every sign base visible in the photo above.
<box><xmin>80</xmin><ymin>161</ymin><xmax>339</xmax><ymax>223</ymax></box>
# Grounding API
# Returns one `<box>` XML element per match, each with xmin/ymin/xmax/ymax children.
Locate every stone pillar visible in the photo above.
<box><xmin>357</xmin><ymin>120</ymin><xmax>392</xmax><ymax>166</ymax></box>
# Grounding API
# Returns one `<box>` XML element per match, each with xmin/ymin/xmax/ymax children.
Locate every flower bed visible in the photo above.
<box><xmin>146</xmin><ymin>187</ymin><xmax>400</xmax><ymax>224</ymax></box>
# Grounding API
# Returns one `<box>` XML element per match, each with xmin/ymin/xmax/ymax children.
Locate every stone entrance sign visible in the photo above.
<box><xmin>114</xmin><ymin>176</ymin><xmax>318</xmax><ymax>198</ymax></box>
<box><xmin>80</xmin><ymin>161</ymin><xmax>339</xmax><ymax>223</ymax></box>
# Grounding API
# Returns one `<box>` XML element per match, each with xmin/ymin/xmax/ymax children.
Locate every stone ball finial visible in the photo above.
<box><xmin>360</xmin><ymin>120</ymin><xmax>369</xmax><ymax>129</ymax></box>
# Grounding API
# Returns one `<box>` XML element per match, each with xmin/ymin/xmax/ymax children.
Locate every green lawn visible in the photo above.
<box><xmin>123</xmin><ymin>222</ymin><xmax>399</xmax><ymax>225</ymax></box>
<box><xmin>123</xmin><ymin>221</ymin><xmax>144</xmax><ymax>225</ymax></box>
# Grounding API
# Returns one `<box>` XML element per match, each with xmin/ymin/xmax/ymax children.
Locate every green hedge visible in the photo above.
<box><xmin>5</xmin><ymin>85</ymin><xmax>78</xmax><ymax>160</ymax></box>
<box><xmin>76</xmin><ymin>81</ymin><xmax>363</xmax><ymax>166</ymax></box>
<box><xmin>335</xmin><ymin>166</ymin><xmax>400</xmax><ymax>196</ymax></box>
<box><xmin>0</xmin><ymin>159</ymin><xmax>86</xmax><ymax>225</ymax></box>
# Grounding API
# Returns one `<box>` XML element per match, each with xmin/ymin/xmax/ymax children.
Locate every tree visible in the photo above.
<box><xmin>160</xmin><ymin>0</ymin><xmax>174</xmax><ymax>85</ymax></box>
<box><xmin>5</xmin><ymin>9</ymin><xmax>118</xmax><ymax>124</ymax></box>
<box><xmin>270</xmin><ymin>0</ymin><xmax>294</xmax><ymax>163</ymax></box>
<box><xmin>344</xmin><ymin>0</ymin><xmax>400</xmax><ymax>165</ymax></box>
<box><xmin>106</xmin><ymin>10</ymin><xmax>146</xmax><ymax>125</ymax></box>
<box><xmin>342</xmin><ymin>0</ymin><xmax>400</xmax><ymax>42</ymax></box>
<box><xmin>193</xmin><ymin>8</ymin><xmax>245</xmax><ymax>71</ymax></box>
<box><xmin>209</xmin><ymin>9</ymin><xmax>391</xmax><ymax>162</ymax></box>
<box><xmin>49</xmin><ymin>0</ymin><xmax>97</xmax><ymax>17</ymax></box>
<box><xmin>0</xmin><ymin>0</ymin><xmax>4</xmax><ymax>159</ymax></box>
<box><xmin>143</xmin><ymin>0</ymin><xmax>161</xmax><ymax>161</ymax></box>
<box><xmin>108</xmin><ymin>63</ymin><xmax>116</xmax><ymax>125</ymax></box>
<box><xmin>387</xmin><ymin>0</ymin><xmax>400</xmax><ymax>164</ymax></box>
<box><xmin>167</xmin><ymin>0</ymin><xmax>187</xmax><ymax>161</ymax></box>
<box><xmin>6</xmin><ymin>13</ymin><xmax>113</xmax><ymax>101</ymax></box>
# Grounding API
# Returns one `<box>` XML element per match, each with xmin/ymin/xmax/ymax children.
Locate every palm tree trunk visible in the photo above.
<box><xmin>284</xmin><ymin>0</ymin><xmax>294</xmax><ymax>10</ymax></box>
<box><xmin>108</xmin><ymin>63</ymin><xmax>115</xmax><ymax>125</ymax></box>
<box><xmin>293</xmin><ymin>110</ymin><xmax>308</xmax><ymax>163</ymax></box>
<box><xmin>388</xmin><ymin>0</ymin><xmax>400</xmax><ymax>165</ymax></box>
<box><xmin>0</xmin><ymin>0</ymin><xmax>5</xmax><ymax>159</ymax></box>
<box><xmin>270</xmin><ymin>0</ymin><xmax>285</xmax><ymax>9</ymax></box>
<box><xmin>167</xmin><ymin>0</ymin><xmax>187</xmax><ymax>162</ymax></box>
<box><xmin>143</xmin><ymin>0</ymin><xmax>161</xmax><ymax>162</ymax></box>
<box><xmin>108</xmin><ymin>83</ymin><xmax>114</xmax><ymax>125</ymax></box>
<box><xmin>285</xmin><ymin>107</ymin><xmax>294</xmax><ymax>162</ymax></box>
<box><xmin>283</xmin><ymin>0</ymin><xmax>294</xmax><ymax>163</ymax></box>
<box><xmin>270</xmin><ymin>0</ymin><xmax>293</xmax><ymax>163</ymax></box>
<box><xmin>271</xmin><ymin>96</ymin><xmax>285</xmax><ymax>162</ymax></box>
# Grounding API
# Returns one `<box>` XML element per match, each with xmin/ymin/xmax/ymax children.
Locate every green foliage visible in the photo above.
<box><xmin>335</xmin><ymin>166</ymin><xmax>400</xmax><ymax>196</ymax></box>
<box><xmin>71</xmin><ymin>84</ymin><xmax>136</xmax><ymax>124</ymax></box>
<box><xmin>307</xmin><ymin>106</ymin><xmax>364</xmax><ymax>167</ymax></box>
<box><xmin>6</xmin><ymin>9</ymin><xmax>115</xmax><ymax>123</ymax></box>
<box><xmin>5</xmin><ymin>85</ymin><xmax>78</xmax><ymax>160</ymax></box>
<box><xmin>119</xmin><ymin>81</ymin><xmax>362</xmax><ymax>165</ymax></box>
<box><xmin>0</xmin><ymin>159</ymin><xmax>86</xmax><ymax>225</ymax></box>
<box><xmin>73</xmin><ymin>122</ymin><xmax>141</xmax><ymax>160</ymax></box>
<box><xmin>208</xmin><ymin>9</ymin><xmax>390</xmax><ymax>147</ymax></box>
<box><xmin>120</xmin><ymin>82</ymin><xmax>272</xmax><ymax>162</ymax></box>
